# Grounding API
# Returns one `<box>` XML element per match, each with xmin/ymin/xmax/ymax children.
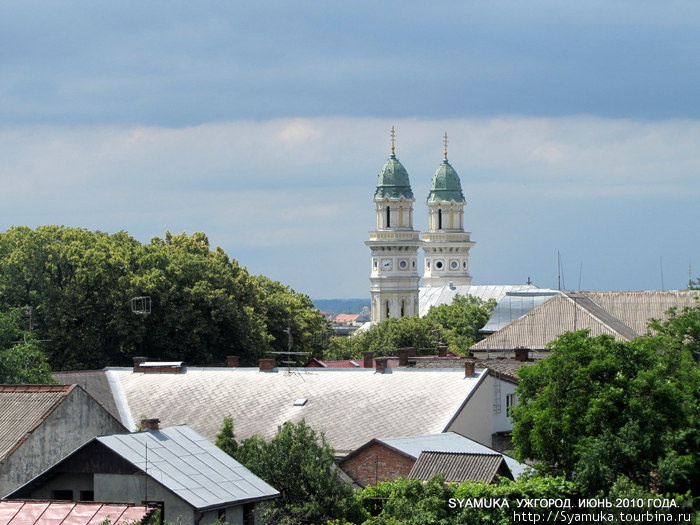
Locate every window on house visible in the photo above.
<box><xmin>51</xmin><ymin>490</ymin><xmax>73</xmax><ymax>500</ymax></box>
<box><xmin>79</xmin><ymin>490</ymin><xmax>94</xmax><ymax>501</ymax></box>
<box><xmin>506</xmin><ymin>394</ymin><xmax>516</xmax><ymax>417</ymax></box>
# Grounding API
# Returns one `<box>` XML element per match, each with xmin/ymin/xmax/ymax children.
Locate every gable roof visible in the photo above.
<box><xmin>77</xmin><ymin>368</ymin><xmax>488</xmax><ymax>457</ymax></box>
<box><xmin>344</xmin><ymin>432</ymin><xmax>527</xmax><ymax>479</ymax></box>
<box><xmin>52</xmin><ymin>370</ymin><xmax>122</xmax><ymax>421</ymax></box>
<box><xmin>408</xmin><ymin>451</ymin><xmax>512</xmax><ymax>483</ymax></box>
<box><xmin>471</xmin><ymin>290</ymin><xmax>700</xmax><ymax>352</ymax></box>
<box><xmin>0</xmin><ymin>500</ymin><xmax>156</xmax><ymax>525</ymax></box>
<box><xmin>0</xmin><ymin>385</ymin><xmax>77</xmax><ymax>463</ymax></box>
<box><xmin>11</xmin><ymin>425</ymin><xmax>279</xmax><ymax>510</ymax></box>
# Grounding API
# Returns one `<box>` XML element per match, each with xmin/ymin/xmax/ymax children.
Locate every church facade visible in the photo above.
<box><xmin>367</xmin><ymin>132</ymin><xmax>475</xmax><ymax>324</ymax></box>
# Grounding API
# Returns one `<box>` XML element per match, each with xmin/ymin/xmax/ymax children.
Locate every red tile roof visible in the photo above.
<box><xmin>0</xmin><ymin>500</ymin><xmax>157</xmax><ymax>524</ymax></box>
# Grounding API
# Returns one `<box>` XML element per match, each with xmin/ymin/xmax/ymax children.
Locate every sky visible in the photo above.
<box><xmin>1</xmin><ymin>1</ymin><xmax>699</xmax><ymax>299</ymax></box>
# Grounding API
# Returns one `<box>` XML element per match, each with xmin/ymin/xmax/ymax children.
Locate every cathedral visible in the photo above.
<box><xmin>366</xmin><ymin>130</ymin><xmax>475</xmax><ymax>324</ymax></box>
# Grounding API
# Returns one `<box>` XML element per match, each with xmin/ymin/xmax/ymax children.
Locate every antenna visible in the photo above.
<box><xmin>557</xmin><ymin>252</ymin><xmax>566</xmax><ymax>291</ymax></box>
<box><xmin>577</xmin><ymin>261</ymin><xmax>583</xmax><ymax>291</ymax></box>
<box><xmin>131</xmin><ymin>296</ymin><xmax>151</xmax><ymax>315</ymax></box>
<box><xmin>268</xmin><ymin>321</ymin><xmax>309</xmax><ymax>376</ymax></box>
<box><xmin>660</xmin><ymin>256</ymin><xmax>665</xmax><ymax>291</ymax></box>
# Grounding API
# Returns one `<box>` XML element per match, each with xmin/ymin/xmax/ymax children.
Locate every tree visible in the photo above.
<box><xmin>0</xmin><ymin>308</ymin><xmax>54</xmax><ymax>384</ymax></box>
<box><xmin>324</xmin><ymin>294</ymin><xmax>494</xmax><ymax>360</ymax></box>
<box><xmin>215</xmin><ymin>415</ymin><xmax>239</xmax><ymax>457</ymax></box>
<box><xmin>511</xmin><ymin>327</ymin><xmax>700</xmax><ymax>496</ymax></box>
<box><xmin>0</xmin><ymin>226</ymin><xmax>324</xmax><ymax>370</ymax></box>
<box><xmin>222</xmin><ymin>419</ymin><xmax>366</xmax><ymax>525</ymax></box>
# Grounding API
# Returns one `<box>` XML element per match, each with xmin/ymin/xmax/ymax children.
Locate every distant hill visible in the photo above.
<box><xmin>313</xmin><ymin>298</ymin><xmax>370</xmax><ymax>315</ymax></box>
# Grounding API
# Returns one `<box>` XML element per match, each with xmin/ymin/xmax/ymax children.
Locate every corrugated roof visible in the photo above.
<box><xmin>96</xmin><ymin>425</ymin><xmax>279</xmax><ymax>510</ymax></box>
<box><xmin>53</xmin><ymin>370</ymin><xmax>121</xmax><ymax>421</ymax></box>
<box><xmin>408</xmin><ymin>451</ymin><xmax>509</xmax><ymax>483</ymax></box>
<box><xmin>98</xmin><ymin>368</ymin><xmax>487</xmax><ymax>456</ymax></box>
<box><xmin>0</xmin><ymin>385</ymin><xmax>75</xmax><ymax>462</ymax></box>
<box><xmin>419</xmin><ymin>284</ymin><xmax>539</xmax><ymax>317</ymax></box>
<box><xmin>471</xmin><ymin>290</ymin><xmax>700</xmax><ymax>352</ymax></box>
<box><xmin>0</xmin><ymin>500</ymin><xmax>156</xmax><ymax>524</ymax></box>
<box><xmin>376</xmin><ymin>432</ymin><xmax>527</xmax><ymax>479</ymax></box>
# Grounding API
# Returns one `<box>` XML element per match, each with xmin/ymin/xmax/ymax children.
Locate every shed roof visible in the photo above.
<box><xmin>0</xmin><ymin>385</ymin><xmax>76</xmax><ymax>463</ymax></box>
<box><xmin>408</xmin><ymin>451</ymin><xmax>511</xmax><ymax>483</ymax></box>
<box><xmin>0</xmin><ymin>500</ymin><xmax>156</xmax><ymax>524</ymax></box>
<box><xmin>75</xmin><ymin>368</ymin><xmax>488</xmax><ymax>457</ymax></box>
<box><xmin>372</xmin><ymin>432</ymin><xmax>527</xmax><ymax>479</ymax></box>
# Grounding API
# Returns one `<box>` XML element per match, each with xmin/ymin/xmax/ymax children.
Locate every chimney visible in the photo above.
<box><xmin>375</xmin><ymin>357</ymin><xmax>389</xmax><ymax>373</ymax></box>
<box><xmin>464</xmin><ymin>361</ymin><xmax>475</xmax><ymax>377</ymax></box>
<box><xmin>363</xmin><ymin>351</ymin><xmax>374</xmax><ymax>368</ymax></box>
<box><xmin>226</xmin><ymin>356</ymin><xmax>240</xmax><ymax>368</ymax></box>
<box><xmin>437</xmin><ymin>346</ymin><xmax>448</xmax><ymax>357</ymax></box>
<box><xmin>259</xmin><ymin>358</ymin><xmax>276</xmax><ymax>371</ymax></box>
<box><xmin>398</xmin><ymin>348</ymin><xmax>409</xmax><ymax>366</ymax></box>
<box><xmin>514</xmin><ymin>347</ymin><xmax>530</xmax><ymax>362</ymax></box>
<box><xmin>133</xmin><ymin>357</ymin><xmax>147</xmax><ymax>373</ymax></box>
<box><xmin>141</xmin><ymin>418</ymin><xmax>160</xmax><ymax>431</ymax></box>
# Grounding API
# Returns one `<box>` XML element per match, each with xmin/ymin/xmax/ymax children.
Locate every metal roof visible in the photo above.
<box><xmin>408</xmin><ymin>451</ymin><xmax>510</xmax><ymax>483</ymax></box>
<box><xmin>89</xmin><ymin>368</ymin><xmax>487</xmax><ymax>457</ymax></box>
<box><xmin>0</xmin><ymin>500</ymin><xmax>156</xmax><ymax>525</ymax></box>
<box><xmin>96</xmin><ymin>425</ymin><xmax>279</xmax><ymax>510</ymax></box>
<box><xmin>480</xmin><ymin>289</ymin><xmax>561</xmax><ymax>333</ymax></box>
<box><xmin>0</xmin><ymin>385</ymin><xmax>75</xmax><ymax>462</ymax></box>
<box><xmin>419</xmin><ymin>284</ymin><xmax>540</xmax><ymax>317</ymax></box>
<box><xmin>377</xmin><ymin>432</ymin><xmax>527</xmax><ymax>479</ymax></box>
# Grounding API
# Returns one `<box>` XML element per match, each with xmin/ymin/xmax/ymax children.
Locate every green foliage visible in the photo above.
<box><xmin>325</xmin><ymin>294</ymin><xmax>494</xmax><ymax>360</ymax></box>
<box><xmin>0</xmin><ymin>226</ymin><xmax>327</xmax><ymax>370</ymax></box>
<box><xmin>215</xmin><ymin>415</ymin><xmax>239</xmax><ymax>457</ymax></box>
<box><xmin>231</xmin><ymin>420</ymin><xmax>367</xmax><ymax>525</ymax></box>
<box><xmin>511</xmin><ymin>324</ymin><xmax>700</xmax><ymax>496</ymax></box>
<box><xmin>0</xmin><ymin>307</ymin><xmax>55</xmax><ymax>384</ymax></box>
<box><xmin>359</xmin><ymin>474</ymin><xmax>576</xmax><ymax>525</ymax></box>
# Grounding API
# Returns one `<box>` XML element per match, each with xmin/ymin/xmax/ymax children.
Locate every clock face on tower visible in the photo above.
<box><xmin>382</xmin><ymin>259</ymin><xmax>393</xmax><ymax>271</ymax></box>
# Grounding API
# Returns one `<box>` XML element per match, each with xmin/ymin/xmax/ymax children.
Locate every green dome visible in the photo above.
<box><xmin>427</xmin><ymin>159</ymin><xmax>465</xmax><ymax>203</ymax></box>
<box><xmin>374</xmin><ymin>153</ymin><xmax>414</xmax><ymax>200</ymax></box>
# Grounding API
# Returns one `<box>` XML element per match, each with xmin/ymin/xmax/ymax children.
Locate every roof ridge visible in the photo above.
<box><xmin>565</xmin><ymin>292</ymin><xmax>639</xmax><ymax>340</ymax></box>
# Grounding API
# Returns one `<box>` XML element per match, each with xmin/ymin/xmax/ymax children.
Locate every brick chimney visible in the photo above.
<box><xmin>133</xmin><ymin>357</ymin><xmax>147</xmax><ymax>373</ymax></box>
<box><xmin>437</xmin><ymin>346</ymin><xmax>448</xmax><ymax>357</ymax></box>
<box><xmin>363</xmin><ymin>352</ymin><xmax>374</xmax><ymax>368</ymax></box>
<box><xmin>375</xmin><ymin>357</ymin><xmax>389</xmax><ymax>373</ymax></box>
<box><xmin>259</xmin><ymin>358</ymin><xmax>276</xmax><ymax>371</ymax></box>
<box><xmin>226</xmin><ymin>356</ymin><xmax>240</xmax><ymax>368</ymax></box>
<box><xmin>141</xmin><ymin>418</ymin><xmax>160</xmax><ymax>431</ymax></box>
<box><xmin>464</xmin><ymin>361</ymin><xmax>475</xmax><ymax>377</ymax></box>
<box><xmin>514</xmin><ymin>347</ymin><xmax>530</xmax><ymax>362</ymax></box>
<box><xmin>398</xmin><ymin>348</ymin><xmax>409</xmax><ymax>366</ymax></box>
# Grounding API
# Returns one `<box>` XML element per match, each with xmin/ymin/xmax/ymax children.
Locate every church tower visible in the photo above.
<box><xmin>422</xmin><ymin>134</ymin><xmax>475</xmax><ymax>287</ymax></box>
<box><xmin>366</xmin><ymin>128</ymin><xmax>421</xmax><ymax>324</ymax></box>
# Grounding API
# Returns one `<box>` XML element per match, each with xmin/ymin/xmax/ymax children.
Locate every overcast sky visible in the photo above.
<box><xmin>2</xmin><ymin>1</ymin><xmax>699</xmax><ymax>299</ymax></box>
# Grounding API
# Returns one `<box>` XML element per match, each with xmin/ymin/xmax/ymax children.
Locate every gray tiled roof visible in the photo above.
<box><xmin>0</xmin><ymin>385</ymin><xmax>74</xmax><ymax>462</ymax></box>
<box><xmin>97</xmin><ymin>425</ymin><xmax>279</xmax><ymax>509</ymax></box>
<box><xmin>377</xmin><ymin>432</ymin><xmax>527</xmax><ymax>479</ymax></box>
<box><xmin>471</xmin><ymin>290</ymin><xmax>700</xmax><ymax>352</ymax></box>
<box><xmin>105</xmin><ymin>368</ymin><xmax>487</xmax><ymax>456</ymax></box>
<box><xmin>408</xmin><ymin>451</ymin><xmax>509</xmax><ymax>483</ymax></box>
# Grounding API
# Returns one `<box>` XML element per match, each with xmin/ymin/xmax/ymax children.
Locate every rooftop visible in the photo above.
<box><xmin>0</xmin><ymin>501</ymin><xmax>157</xmax><ymax>525</ymax></box>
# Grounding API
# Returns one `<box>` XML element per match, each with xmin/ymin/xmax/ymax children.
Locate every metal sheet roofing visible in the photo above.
<box><xmin>96</xmin><ymin>425</ymin><xmax>279</xmax><ymax>510</ymax></box>
<box><xmin>377</xmin><ymin>432</ymin><xmax>527</xmax><ymax>479</ymax></box>
<box><xmin>480</xmin><ymin>290</ymin><xmax>561</xmax><ymax>333</ymax></box>
<box><xmin>419</xmin><ymin>284</ymin><xmax>540</xmax><ymax>317</ymax></box>
<box><xmin>0</xmin><ymin>385</ymin><xmax>74</xmax><ymax>462</ymax></box>
<box><xmin>100</xmin><ymin>368</ymin><xmax>487</xmax><ymax>457</ymax></box>
<box><xmin>408</xmin><ymin>451</ymin><xmax>509</xmax><ymax>483</ymax></box>
<box><xmin>0</xmin><ymin>500</ymin><xmax>155</xmax><ymax>524</ymax></box>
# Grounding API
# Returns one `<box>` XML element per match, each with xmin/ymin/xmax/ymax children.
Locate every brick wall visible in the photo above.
<box><xmin>340</xmin><ymin>442</ymin><xmax>415</xmax><ymax>487</ymax></box>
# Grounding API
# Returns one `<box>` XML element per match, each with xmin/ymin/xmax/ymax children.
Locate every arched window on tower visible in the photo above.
<box><xmin>400</xmin><ymin>299</ymin><xmax>405</xmax><ymax>317</ymax></box>
<box><xmin>386</xmin><ymin>206</ymin><xmax>391</xmax><ymax>228</ymax></box>
<box><xmin>386</xmin><ymin>300</ymin><xmax>390</xmax><ymax>319</ymax></box>
<box><xmin>438</xmin><ymin>209</ymin><xmax>443</xmax><ymax>230</ymax></box>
